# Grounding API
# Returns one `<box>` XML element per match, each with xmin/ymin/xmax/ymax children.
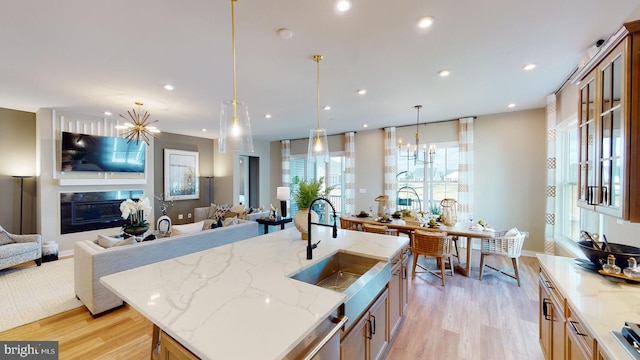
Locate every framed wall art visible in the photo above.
<box><xmin>164</xmin><ymin>149</ymin><xmax>199</xmax><ymax>201</ymax></box>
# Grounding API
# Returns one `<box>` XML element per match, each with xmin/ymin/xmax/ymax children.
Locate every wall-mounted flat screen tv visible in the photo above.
<box><xmin>61</xmin><ymin>131</ymin><xmax>146</xmax><ymax>173</ymax></box>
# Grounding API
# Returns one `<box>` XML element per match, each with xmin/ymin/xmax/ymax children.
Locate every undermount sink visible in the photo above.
<box><xmin>290</xmin><ymin>251</ymin><xmax>391</xmax><ymax>332</ymax></box>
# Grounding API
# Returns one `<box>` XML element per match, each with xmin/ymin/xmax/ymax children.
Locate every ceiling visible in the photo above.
<box><xmin>2</xmin><ymin>0</ymin><xmax>640</xmax><ymax>142</ymax></box>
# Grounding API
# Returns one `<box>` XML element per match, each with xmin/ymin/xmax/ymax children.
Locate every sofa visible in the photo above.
<box><xmin>74</xmin><ymin>220</ymin><xmax>258</xmax><ymax>315</ymax></box>
<box><xmin>0</xmin><ymin>225</ymin><xmax>42</xmax><ymax>270</ymax></box>
<box><xmin>195</xmin><ymin>205</ymin><xmax>271</xmax><ymax>233</ymax></box>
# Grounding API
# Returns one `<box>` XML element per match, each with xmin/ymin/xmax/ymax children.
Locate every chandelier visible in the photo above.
<box><xmin>117</xmin><ymin>102</ymin><xmax>160</xmax><ymax>145</ymax></box>
<box><xmin>398</xmin><ymin>105</ymin><xmax>435</xmax><ymax>165</ymax></box>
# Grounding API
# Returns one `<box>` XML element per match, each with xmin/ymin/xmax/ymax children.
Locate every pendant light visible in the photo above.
<box><xmin>413</xmin><ymin>104</ymin><xmax>422</xmax><ymax>164</ymax></box>
<box><xmin>307</xmin><ymin>54</ymin><xmax>329</xmax><ymax>167</ymax></box>
<box><xmin>218</xmin><ymin>0</ymin><xmax>254</xmax><ymax>153</ymax></box>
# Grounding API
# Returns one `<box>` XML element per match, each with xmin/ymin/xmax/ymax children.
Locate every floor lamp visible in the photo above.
<box><xmin>206</xmin><ymin>176</ymin><xmax>214</xmax><ymax>205</ymax></box>
<box><xmin>13</xmin><ymin>175</ymin><xmax>32</xmax><ymax>234</ymax></box>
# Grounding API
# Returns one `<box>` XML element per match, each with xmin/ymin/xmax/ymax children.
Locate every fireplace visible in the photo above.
<box><xmin>60</xmin><ymin>190</ymin><xmax>144</xmax><ymax>234</ymax></box>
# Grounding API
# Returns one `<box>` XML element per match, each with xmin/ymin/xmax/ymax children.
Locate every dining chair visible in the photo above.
<box><xmin>340</xmin><ymin>216</ymin><xmax>359</xmax><ymax>231</ymax></box>
<box><xmin>410</xmin><ymin>229</ymin><xmax>455</xmax><ymax>286</ymax></box>
<box><xmin>362</xmin><ymin>223</ymin><xmax>399</xmax><ymax>236</ymax></box>
<box><xmin>478</xmin><ymin>229</ymin><xmax>527</xmax><ymax>286</ymax></box>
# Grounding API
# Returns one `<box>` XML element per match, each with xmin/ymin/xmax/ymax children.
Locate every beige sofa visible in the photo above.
<box><xmin>194</xmin><ymin>206</ymin><xmax>271</xmax><ymax>233</ymax></box>
<box><xmin>74</xmin><ymin>220</ymin><xmax>258</xmax><ymax>316</ymax></box>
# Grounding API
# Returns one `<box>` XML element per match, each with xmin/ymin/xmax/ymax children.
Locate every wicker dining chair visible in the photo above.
<box><xmin>479</xmin><ymin>229</ymin><xmax>527</xmax><ymax>286</ymax></box>
<box><xmin>339</xmin><ymin>216</ymin><xmax>360</xmax><ymax>231</ymax></box>
<box><xmin>410</xmin><ymin>229</ymin><xmax>455</xmax><ymax>286</ymax></box>
<box><xmin>362</xmin><ymin>223</ymin><xmax>399</xmax><ymax>236</ymax></box>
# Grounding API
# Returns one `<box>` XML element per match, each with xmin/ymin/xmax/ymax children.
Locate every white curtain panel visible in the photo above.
<box><xmin>344</xmin><ymin>132</ymin><xmax>356</xmax><ymax>215</ymax></box>
<box><xmin>384</xmin><ymin>127</ymin><xmax>397</xmax><ymax>211</ymax></box>
<box><xmin>545</xmin><ymin>94</ymin><xmax>557</xmax><ymax>254</ymax></box>
<box><xmin>458</xmin><ymin>117</ymin><xmax>474</xmax><ymax>223</ymax></box>
<box><xmin>281</xmin><ymin>140</ymin><xmax>291</xmax><ymax>215</ymax></box>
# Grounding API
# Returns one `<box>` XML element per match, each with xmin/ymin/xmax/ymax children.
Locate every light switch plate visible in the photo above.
<box><xmin>359</xmin><ymin>188</ymin><xmax>366</xmax><ymax>194</ymax></box>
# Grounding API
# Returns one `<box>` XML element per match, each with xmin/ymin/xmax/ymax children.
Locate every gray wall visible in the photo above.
<box><xmin>0</xmin><ymin>108</ymin><xmax>37</xmax><ymax>234</ymax></box>
<box><xmin>153</xmin><ymin>132</ymin><xmax>214</xmax><ymax>225</ymax></box>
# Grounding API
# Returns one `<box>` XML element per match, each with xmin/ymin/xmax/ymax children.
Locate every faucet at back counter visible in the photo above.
<box><xmin>307</xmin><ymin>197</ymin><xmax>338</xmax><ymax>260</ymax></box>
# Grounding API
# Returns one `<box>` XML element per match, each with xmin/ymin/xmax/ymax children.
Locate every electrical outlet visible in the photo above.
<box><xmin>359</xmin><ymin>188</ymin><xmax>367</xmax><ymax>194</ymax></box>
<box><xmin>178</xmin><ymin>214</ymin><xmax>184</xmax><ymax>220</ymax></box>
<box><xmin>188</xmin><ymin>213</ymin><xmax>192</xmax><ymax>219</ymax></box>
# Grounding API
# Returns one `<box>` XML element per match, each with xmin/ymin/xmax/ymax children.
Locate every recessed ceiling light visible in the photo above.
<box><xmin>103</xmin><ymin>111</ymin><xmax>112</xmax><ymax>116</ymax></box>
<box><xmin>357</xmin><ymin>89</ymin><xmax>367</xmax><ymax>95</ymax></box>
<box><xmin>363</xmin><ymin>124</ymin><xmax>369</xmax><ymax>128</ymax></box>
<box><xmin>523</xmin><ymin>63</ymin><xmax>536</xmax><ymax>71</ymax></box>
<box><xmin>323</xmin><ymin>106</ymin><xmax>331</xmax><ymax>111</ymax></box>
<box><xmin>508</xmin><ymin>103</ymin><xmax>516</xmax><ymax>108</ymax></box>
<box><xmin>438</xmin><ymin>69</ymin><xmax>450</xmax><ymax>77</ymax></box>
<box><xmin>164</xmin><ymin>84</ymin><xmax>174</xmax><ymax>91</ymax></box>
<box><xmin>336</xmin><ymin>0</ymin><xmax>351</xmax><ymax>12</ymax></box>
<box><xmin>265</xmin><ymin>114</ymin><xmax>272</xmax><ymax>118</ymax></box>
<box><xmin>418</xmin><ymin>16</ymin><xmax>434</xmax><ymax>29</ymax></box>
<box><xmin>202</xmin><ymin>128</ymin><xmax>207</xmax><ymax>132</ymax></box>
<box><xmin>277</xmin><ymin>28</ymin><xmax>293</xmax><ymax>39</ymax></box>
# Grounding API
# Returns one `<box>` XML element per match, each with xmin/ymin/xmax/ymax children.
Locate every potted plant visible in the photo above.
<box><xmin>291</xmin><ymin>177</ymin><xmax>333</xmax><ymax>240</ymax></box>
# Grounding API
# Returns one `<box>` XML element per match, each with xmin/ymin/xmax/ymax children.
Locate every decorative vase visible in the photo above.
<box><xmin>156</xmin><ymin>215</ymin><xmax>172</xmax><ymax>236</ymax></box>
<box><xmin>294</xmin><ymin>208</ymin><xmax>319</xmax><ymax>240</ymax></box>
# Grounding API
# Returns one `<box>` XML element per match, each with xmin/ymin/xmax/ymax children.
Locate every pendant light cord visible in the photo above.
<box><xmin>231</xmin><ymin>0</ymin><xmax>238</xmax><ymax>121</ymax></box>
<box><xmin>314</xmin><ymin>55</ymin><xmax>323</xmax><ymax>131</ymax></box>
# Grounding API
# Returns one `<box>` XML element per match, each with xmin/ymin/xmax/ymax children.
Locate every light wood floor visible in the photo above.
<box><xmin>0</xmin><ymin>251</ymin><xmax>544</xmax><ymax>360</ymax></box>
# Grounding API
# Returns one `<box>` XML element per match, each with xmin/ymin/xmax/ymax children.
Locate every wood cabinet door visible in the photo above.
<box><xmin>160</xmin><ymin>331</ymin><xmax>199</xmax><ymax>360</ymax></box>
<box><xmin>401</xmin><ymin>249</ymin><xmax>409</xmax><ymax>314</ymax></box>
<box><xmin>341</xmin><ymin>314</ymin><xmax>368</xmax><ymax>360</ymax></box>
<box><xmin>369</xmin><ymin>289</ymin><xmax>389</xmax><ymax>360</ymax></box>
<box><xmin>388</xmin><ymin>260</ymin><xmax>402</xmax><ymax>340</ymax></box>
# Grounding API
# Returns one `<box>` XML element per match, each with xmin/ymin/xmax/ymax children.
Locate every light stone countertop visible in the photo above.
<box><xmin>101</xmin><ymin>226</ymin><xmax>409</xmax><ymax>360</ymax></box>
<box><xmin>537</xmin><ymin>254</ymin><xmax>640</xmax><ymax>359</ymax></box>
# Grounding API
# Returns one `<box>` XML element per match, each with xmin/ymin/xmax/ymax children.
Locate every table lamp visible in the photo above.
<box><xmin>276</xmin><ymin>187</ymin><xmax>290</xmax><ymax>218</ymax></box>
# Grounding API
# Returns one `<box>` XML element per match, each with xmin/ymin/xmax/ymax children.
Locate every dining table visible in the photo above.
<box><xmin>343</xmin><ymin>215</ymin><xmax>495</xmax><ymax>277</ymax></box>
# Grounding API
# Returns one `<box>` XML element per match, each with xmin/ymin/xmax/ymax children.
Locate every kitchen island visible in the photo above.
<box><xmin>537</xmin><ymin>254</ymin><xmax>640</xmax><ymax>359</ymax></box>
<box><xmin>101</xmin><ymin>226</ymin><xmax>409</xmax><ymax>359</ymax></box>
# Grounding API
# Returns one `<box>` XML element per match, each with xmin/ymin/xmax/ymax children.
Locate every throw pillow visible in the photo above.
<box><xmin>202</xmin><ymin>219</ymin><xmax>217</xmax><ymax>230</ymax></box>
<box><xmin>207</xmin><ymin>204</ymin><xmax>218</xmax><ymax>220</ymax></box>
<box><xmin>223</xmin><ymin>216</ymin><xmax>239</xmax><ymax>227</ymax></box>
<box><xmin>0</xmin><ymin>231</ymin><xmax>13</xmax><ymax>246</ymax></box>
<box><xmin>97</xmin><ymin>234</ymin><xmax>137</xmax><ymax>248</ymax></box>
<box><xmin>172</xmin><ymin>221</ymin><xmax>205</xmax><ymax>236</ymax></box>
<box><xmin>231</xmin><ymin>204</ymin><xmax>246</xmax><ymax>214</ymax></box>
<box><xmin>505</xmin><ymin>227</ymin><xmax>520</xmax><ymax>237</ymax></box>
<box><xmin>223</xmin><ymin>211</ymin><xmax>239</xmax><ymax>219</ymax></box>
<box><xmin>211</xmin><ymin>204</ymin><xmax>231</xmax><ymax>222</ymax></box>
<box><xmin>115</xmin><ymin>237</ymin><xmax>138</xmax><ymax>247</ymax></box>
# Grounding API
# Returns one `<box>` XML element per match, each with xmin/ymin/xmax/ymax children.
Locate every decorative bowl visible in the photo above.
<box><xmin>577</xmin><ymin>240</ymin><xmax>640</xmax><ymax>270</ymax></box>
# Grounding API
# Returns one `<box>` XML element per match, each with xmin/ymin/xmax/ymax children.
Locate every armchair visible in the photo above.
<box><xmin>0</xmin><ymin>225</ymin><xmax>42</xmax><ymax>270</ymax></box>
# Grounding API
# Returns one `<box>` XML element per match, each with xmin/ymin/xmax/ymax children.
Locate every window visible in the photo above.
<box><xmin>290</xmin><ymin>153</ymin><xmax>345</xmax><ymax>224</ymax></box>
<box><xmin>556</xmin><ymin>118</ymin><xmax>582</xmax><ymax>241</ymax></box>
<box><xmin>396</xmin><ymin>142</ymin><xmax>459</xmax><ymax>214</ymax></box>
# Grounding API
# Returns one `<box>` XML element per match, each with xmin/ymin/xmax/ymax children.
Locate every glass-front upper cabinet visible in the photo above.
<box><xmin>597</xmin><ymin>54</ymin><xmax>624</xmax><ymax>214</ymax></box>
<box><xmin>572</xmin><ymin>20</ymin><xmax>640</xmax><ymax>221</ymax></box>
<box><xmin>577</xmin><ymin>78</ymin><xmax>596</xmax><ymax>206</ymax></box>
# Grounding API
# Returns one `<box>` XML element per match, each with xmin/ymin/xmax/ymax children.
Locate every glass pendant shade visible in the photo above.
<box><xmin>307</xmin><ymin>128</ymin><xmax>329</xmax><ymax>165</ymax></box>
<box><xmin>218</xmin><ymin>100</ymin><xmax>254</xmax><ymax>153</ymax></box>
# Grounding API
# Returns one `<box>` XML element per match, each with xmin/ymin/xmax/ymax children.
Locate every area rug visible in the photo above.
<box><xmin>0</xmin><ymin>258</ymin><xmax>82</xmax><ymax>333</ymax></box>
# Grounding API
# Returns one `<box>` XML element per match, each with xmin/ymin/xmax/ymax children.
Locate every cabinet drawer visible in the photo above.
<box><xmin>540</xmin><ymin>267</ymin><xmax>565</xmax><ymax>315</ymax></box>
<box><xmin>566</xmin><ymin>305</ymin><xmax>595</xmax><ymax>359</ymax></box>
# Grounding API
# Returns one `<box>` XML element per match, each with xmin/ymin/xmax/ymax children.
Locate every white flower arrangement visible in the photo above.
<box><xmin>120</xmin><ymin>197</ymin><xmax>152</xmax><ymax>225</ymax></box>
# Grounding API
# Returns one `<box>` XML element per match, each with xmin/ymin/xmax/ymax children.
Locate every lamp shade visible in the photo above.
<box><xmin>218</xmin><ymin>100</ymin><xmax>254</xmax><ymax>153</ymax></box>
<box><xmin>276</xmin><ymin>186</ymin><xmax>290</xmax><ymax>201</ymax></box>
<box><xmin>307</xmin><ymin>128</ymin><xmax>330</xmax><ymax>165</ymax></box>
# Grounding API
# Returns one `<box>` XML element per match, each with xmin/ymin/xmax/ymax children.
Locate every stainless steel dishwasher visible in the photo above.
<box><xmin>283</xmin><ymin>314</ymin><xmax>347</xmax><ymax>360</ymax></box>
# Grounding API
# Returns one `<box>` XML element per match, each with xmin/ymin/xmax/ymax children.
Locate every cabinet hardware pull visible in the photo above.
<box><xmin>544</xmin><ymin>280</ymin><xmax>554</xmax><ymax>289</ymax></box>
<box><xmin>370</xmin><ymin>314</ymin><xmax>376</xmax><ymax>335</ymax></box>
<box><xmin>301</xmin><ymin>315</ymin><xmax>348</xmax><ymax>360</ymax></box>
<box><xmin>543</xmin><ymin>298</ymin><xmax>551</xmax><ymax>320</ymax></box>
<box><xmin>569</xmin><ymin>320</ymin><xmax>587</xmax><ymax>336</ymax></box>
<box><xmin>367</xmin><ymin>319</ymin><xmax>373</xmax><ymax>340</ymax></box>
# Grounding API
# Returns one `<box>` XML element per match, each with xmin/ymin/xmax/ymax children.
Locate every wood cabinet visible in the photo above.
<box><xmin>340</xmin><ymin>289</ymin><xmax>389</xmax><ymax>360</ymax></box>
<box><xmin>565</xmin><ymin>305</ymin><xmax>595</xmax><ymax>360</ymax></box>
<box><xmin>159</xmin><ymin>330</ymin><xmax>199</xmax><ymax>360</ymax></box>
<box><xmin>539</xmin><ymin>268</ymin><xmax>566</xmax><ymax>360</ymax></box>
<box><xmin>574</xmin><ymin>20</ymin><xmax>640</xmax><ymax>221</ymax></box>
<box><xmin>388</xmin><ymin>245</ymin><xmax>410</xmax><ymax>341</ymax></box>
